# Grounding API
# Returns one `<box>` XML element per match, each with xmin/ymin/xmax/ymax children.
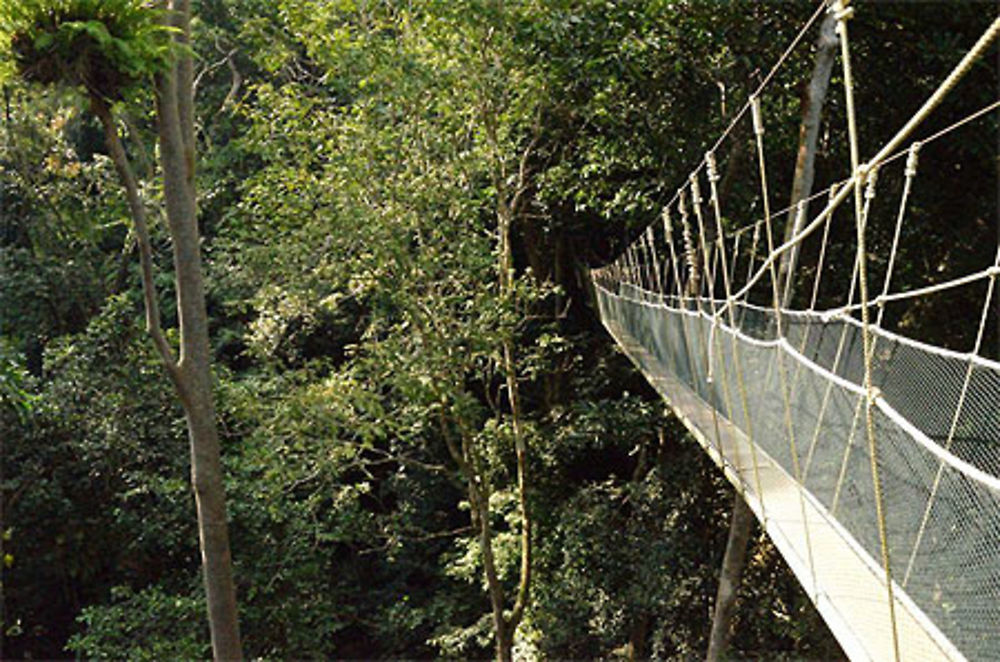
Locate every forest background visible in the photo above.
<box><xmin>0</xmin><ymin>0</ymin><xmax>996</xmax><ymax>659</ymax></box>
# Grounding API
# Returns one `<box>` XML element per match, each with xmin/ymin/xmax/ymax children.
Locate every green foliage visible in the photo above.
<box><xmin>0</xmin><ymin>0</ymin><xmax>175</xmax><ymax>99</ymax></box>
<box><xmin>4</xmin><ymin>1</ymin><xmax>993</xmax><ymax>658</ymax></box>
<box><xmin>66</xmin><ymin>584</ymin><xmax>209</xmax><ymax>660</ymax></box>
<box><xmin>0</xmin><ymin>340</ymin><xmax>32</xmax><ymax>419</ymax></box>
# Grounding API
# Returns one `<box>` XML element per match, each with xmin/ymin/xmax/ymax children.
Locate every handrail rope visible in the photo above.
<box><xmin>652</xmin><ymin>290</ymin><xmax>1000</xmax><ymax>375</ymax></box>
<box><xmin>824</xmin><ymin>265</ymin><xmax>1000</xmax><ymax>317</ymax></box>
<box><xmin>733</xmin><ymin>98</ymin><xmax>999</xmax><ymax>245</ymax></box>
<box><xmin>902</xmin><ymin>242</ymin><xmax>1000</xmax><ymax>587</ymax></box>
<box><xmin>834</xmin><ymin>1</ymin><xmax>902</xmax><ymax>657</ymax></box>
<box><xmin>604</xmin><ymin>286</ymin><xmax>1000</xmax><ymax>495</ymax></box>
<box><xmin>690</xmin><ymin>294</ymin><xmax>1000</xmax><ymax>374</ymax></box>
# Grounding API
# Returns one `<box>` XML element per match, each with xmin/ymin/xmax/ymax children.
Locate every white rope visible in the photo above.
<box><xmin>717</xmin><ymin>15</ymin><xmax>1000</xmax><ymax>324</ymax></box>
<box><xmin>903</xmin><ymin>243</ymin><xmax>1000</xmax><ymax>586</ymax></box>
<box><xmin>751</xmin><ymin>92</ymin><xmax>820</xmax><ymax>596</ymax></box>
<box><xmin>825</xmin><ymin>266</ymin><xmax>1000</xmax><ymax>317</ymax></box>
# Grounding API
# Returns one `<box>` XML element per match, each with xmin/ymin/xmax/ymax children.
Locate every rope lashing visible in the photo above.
<box><xmin>878</xmin><ymin>142</ymin><xmax>920</xmax><ymax>322</ymax></box>
<box><xmin>679</xmin><ymin>189</ymin><xmax>699</xmax><ymax>289</ymax></box>
<box><xmin>646</xmin><ymin>224</ymin><xmax>664</xmax><ymax>294</ymax></box>
<box><xmin>831</xmin><ymin>0</ymin><xmax>854</xmax><ymax>32</ymax></box>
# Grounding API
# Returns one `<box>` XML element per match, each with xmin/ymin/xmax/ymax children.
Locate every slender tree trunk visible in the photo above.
<box><xmin>156</xmin><ymin>22</ymin><xmax>244</xmax><ymax>660</ymax></box>
<box><xmin>495</xmin><ymin>194</ymin><xmax>531</xmax><ymax>662</ymax></box>
<box><xmin>93</xmin><ymin>2</ymin><xmax>244</xmax><ymax>657</ymax></box>
<box><xmin>706</xmin><ymin>493</ymin><xmax>754</xmax><ymax>662</ymax></box>
<box><xmin>780</xmin><ymin>11</ymin><xmax>839</xmax><ymax>301</ymax></box>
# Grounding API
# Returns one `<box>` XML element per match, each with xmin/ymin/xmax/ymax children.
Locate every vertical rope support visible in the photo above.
<box><xmin>679</xmin><ymin>191</ymin><xmax>699</xmax><ymax>294</ymax></box>
<box><xmin>801</xmin><ymin>184</ymin><xmax>841</xmax><ymax>481</ymax></box>
<box><xmin>752</xmin><ymin>95</ymin><xmax>820</xmax><ymax>598</ymax></box>
<box><xmin>730</xmin><ymin>231</ymin><xmax>743</xmax><ymax>295</ymax></box>
<box><xmin>706</xmin><ymin>151</ymin><xmax>766</xmax><ymax>515</ymax></box>
<box><xmin>903</xmin><ymin>243</ymin><xmax>1000</xmax><ymax>587</ymax></box>
<box><xmin>783</xmin><ymin>200</ymin><xmax>809</xmax><ymax>307</ymax></box>
<box><xmin>647</xmin><ymin>225</ymin><xmax>664</xmax><ymax>296</ymax></box>
<box><xmin>691</xmin><ymin>171</ymin><xmax>735</xmax><ymax>462</ymax></box>
<box><xmin>784</xmin><ymin>201</ymin><xmax>813</xmax><ymax>402</ymax></box>
<box><xmin>664</xmin><ymin>207</ymin><xmax>685</xmax><ymax>305</ymax></box>
<box><xmin>835</xmin><ymin>1</ymin><xmax>901</xmax><ymax>657</ymax></box>
<box><xmin>878</xmin><ymin>144</ymin><xmax>920</xmax><ymax>326</ymax></box>
<box><xmin>831</xmin><ymin>167</ymin><xmax>880</xmax><ymax>516</ymax></box>
<box><xmin>746</xmin><ymin>221</ymin><xmax>762</xmax><ymax>291</ymax></box>
<box><xmin>665</xmin><ymin>205</ymin><xmax>703</xmax><ymax>390</ymax></box>
<box><xmin>809</xmin><ymin>183</ymin><xmax>840</xmax><ymax>310</ymax></box>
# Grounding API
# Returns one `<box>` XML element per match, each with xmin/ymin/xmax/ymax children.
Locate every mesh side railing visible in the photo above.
<box><xmin>598</xmin><ymin>283</ymin><xmax>1000</xmax><ymax>660</ymax></box>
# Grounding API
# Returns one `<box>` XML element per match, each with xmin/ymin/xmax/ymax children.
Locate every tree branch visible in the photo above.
<box><xmin>93</xmin><ymin>99</ymin><xmax>180</xmax><ymax>380</ymax></box>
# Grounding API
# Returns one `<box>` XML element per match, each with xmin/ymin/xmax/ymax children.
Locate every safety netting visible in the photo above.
<box><xmin>589</xmin><ymin>3</ymin><xmax>1000</xmax><ymax>659</ymax></box>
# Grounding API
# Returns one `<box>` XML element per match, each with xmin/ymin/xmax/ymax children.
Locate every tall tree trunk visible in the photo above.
<box><xmin>495</xmin><ymin>193</ymin><xmax>531</xmax><ymax>662</ymax></box>
<box><xmin>91</xmin><ymin>2</ymin><xmax>247</xmax><ymax>658</ymax></box>
<box><xmin>156</xmin><ymin>1</ymin><xmax>243</xmax><ymax>654</ymax></box>
<box><xmin>779</xmin><ymin>11</ymin><xmax>839</xmax><ymax>302</ymax></box>
<box><xmin>706</xmin><ymin>14</ymin><xmax>837</xmax><ymax>662</ymax></box>
<box><xmin>706</xmin><ymin>492</ymin><xmax>754</xmax><ymax>662</ymax></box>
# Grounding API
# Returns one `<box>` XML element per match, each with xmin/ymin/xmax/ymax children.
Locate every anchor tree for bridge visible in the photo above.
<box><xmin>0</xmin><ymin>0</ymin><xmax>993</xmax><ymax>659</ymax></box>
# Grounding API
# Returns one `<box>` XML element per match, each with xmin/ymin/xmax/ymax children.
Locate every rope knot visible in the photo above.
<box><xmin>751</xmin><ymin>96</ymin><xmax>765</xmax><ymax>136</ymax></box>
<box><xmin>864</xmin><ymin>166</ymin><xmax>879</xmax><ymax>200</ymax></box>
<box><xmin>689</xmin><ymin>175</ymin><xmax>702</xmax><ymax>204</ymax></box>
<box><xmin>662</xmin><ymin>207</ymin><xmax>673</xmax><ymax>241</ymax></box>
<box><xmin>831</xmin><ymin>0</ymin><xmax>854</xmax><ymax>28</ymax></box>
<box><xmin>705</xmin><ymin>151</ymin><xmax>720</xmax><ymax>182</ymax></box>
<box><xmin>905</xmin><ymin>142</ymin><xmax>921</xmax><ymax>178</ymax></box>
<box><xmin>867</xmin><ymin>386</ymin><xmax>883</xmax><ymax>405</ymax></box>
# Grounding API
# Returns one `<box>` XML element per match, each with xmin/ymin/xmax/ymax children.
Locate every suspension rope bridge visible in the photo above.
<box><xmin>590</xmin><ymin>3</ymin><xmax>1000</xmax><ymax>660</ymax></box>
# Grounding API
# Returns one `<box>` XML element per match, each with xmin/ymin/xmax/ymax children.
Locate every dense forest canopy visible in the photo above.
<box><xmin>1</xmin><ymin>0</ymin><xmax>996</xmax><ymax>659</ymax></box>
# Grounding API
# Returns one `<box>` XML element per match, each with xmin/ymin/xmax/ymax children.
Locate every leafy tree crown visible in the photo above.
<box><xmin>0</xmin><ymin>0</ymin><xmax>175</xmax><ymax>100</ymax></box>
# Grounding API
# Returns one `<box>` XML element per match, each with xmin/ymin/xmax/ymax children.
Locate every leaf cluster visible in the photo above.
<box><xmin>0</xmin><ymin>0</ymin><xmax>175</xmax><ymax>100</ymax></box>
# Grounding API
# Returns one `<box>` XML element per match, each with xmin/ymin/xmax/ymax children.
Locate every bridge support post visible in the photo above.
<box><xmin>706</xmin><ymin>492</ymin><xmax>754</xmax><ymax>662</ymax></box>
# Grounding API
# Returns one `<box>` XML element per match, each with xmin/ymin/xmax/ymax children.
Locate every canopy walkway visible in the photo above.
<box><xmin>590</xmin><ymin>4</ymin><xmax>1000</xmax><ymax>661</ymax></box>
